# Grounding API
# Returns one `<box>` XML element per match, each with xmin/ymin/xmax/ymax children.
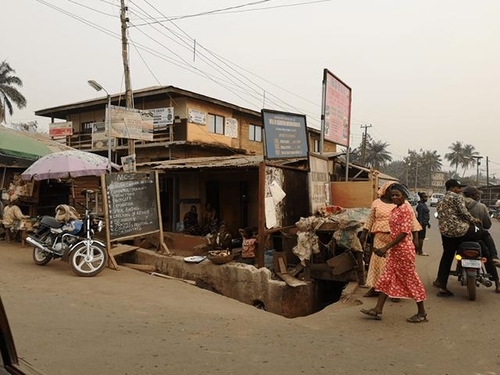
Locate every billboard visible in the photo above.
<box><xmin>108</xmin><ymin>105</ymin><xmax>154</xmax><ymax>141</ymax></box>
<box><xmin>49</xmin><ymin>121</ymin><xmax>73</xmax><ymax>137</ymax></box>
<box><xmin>322</xmin><ymin>69</ymin><xmax>352</xmax><ymax>146</ymax></box>
<box><xmin>261</xmin><ymin>109</ymin><xmax>309</xmax><ymax>159</ymax></box>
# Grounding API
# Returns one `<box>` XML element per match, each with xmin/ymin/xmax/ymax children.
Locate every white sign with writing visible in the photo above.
<box><xmin>49</xmin><ymin>121</ymin><xmax>73</xmax><ymax>137</ymax></box>
<box><xmin>150</xmin><ymin>107</ymin><xmax>174</xmax><ymax>130</ymax></box>
<box><xmin>188</xmin><ymin>109</ymin><xmax>206</xmax><ymax>125</ymax></box>
<box><xmin>224</xmin><ymin>118</ymin><xmax>238</xmax><ymax>138</ymax></box>
<box><xmin>109</xmin><ymin>105</ymin><xmax>154</xmax><ymax>141</ymax></box>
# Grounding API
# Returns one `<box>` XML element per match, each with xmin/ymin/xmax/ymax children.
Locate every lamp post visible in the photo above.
<box><xmin>88</xmin><ymin>80</ymin><xmax>112</xmax><ymax>172</ymax></box>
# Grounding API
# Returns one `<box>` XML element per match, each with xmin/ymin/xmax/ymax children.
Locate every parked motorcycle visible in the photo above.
<box><xmin>454</xmin><ymin>241</ymin><xmax>492</xmax><ymax>300</ymax></box>
<box><xmin>488</xmin><ymin>206</ymin><xmax>500</xmax><ymax>222</ymax></box>
<box><xmin>26</xmin><ymin>190</ymin><xmax>107</xmax><ymax>277</ymax></box>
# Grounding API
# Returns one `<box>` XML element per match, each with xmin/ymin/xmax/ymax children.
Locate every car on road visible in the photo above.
<box><xmin>408</xmin><ymin>193</ymin><xmax>420</xmax><ymax>206</ymax></box>
<box><xmin>429</xmin><ymin>193</ymin><xmax>444</xmax><ymax>207</ymax></box>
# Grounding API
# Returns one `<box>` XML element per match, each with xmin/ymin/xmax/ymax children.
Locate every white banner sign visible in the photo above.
<box><xmin>224</xmin><ymin>118</ymin><xmax>238</xmax><ymax>138</ymax></box>
<box><xmin>109</xmin><ymin>105</ymin><xmax>154</xmax><ymax>141</ymax></box>
<box><xmin>151</xmin><ymin>107</ymin><xmax>174</xmax><ymax>130</ymax></box>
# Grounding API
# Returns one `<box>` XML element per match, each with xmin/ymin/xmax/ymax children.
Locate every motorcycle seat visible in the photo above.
<box><xmin>458</xmin><ymin>241</ymin><xmax>481</xmax><ymax>251</ymax></box>
<box><xmin>39</xmin><ymin>216</ymin><xmax>64</xmax><ymax>228</ymax></box>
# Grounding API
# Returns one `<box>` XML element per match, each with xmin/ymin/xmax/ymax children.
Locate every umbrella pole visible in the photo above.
<box><xmin>1</xmin><ymin>167</ymin><xmax>6</xmax><ymax>190</ymax></box>
<box><xmin>71</xmin><ymin>181</ymin><xmax>76</xmax><ymax>207</ymax></box>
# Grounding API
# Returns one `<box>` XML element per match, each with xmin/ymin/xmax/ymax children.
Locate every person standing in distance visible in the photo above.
<box><xmin>415</xmin><ymin>192</ymin><xmax>430</xmax><ymax>256</ymax></box>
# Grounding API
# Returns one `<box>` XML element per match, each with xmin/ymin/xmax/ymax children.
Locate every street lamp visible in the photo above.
<box><xmin>88</xmin><ymin>80</ymin><xmax>112</xmax><ymax>172</ymax></box>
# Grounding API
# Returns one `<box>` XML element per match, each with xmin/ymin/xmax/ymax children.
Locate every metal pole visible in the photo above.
<box><xmin>107</xmin><ymin>94</ymin><xmax>112</xmax><ymax>173</ymax></box>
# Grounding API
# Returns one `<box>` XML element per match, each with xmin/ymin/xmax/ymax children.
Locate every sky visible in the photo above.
<box><xmin>3</xmin><ymin>0</ymin><xmax>500</xmax><ymax>177</ymax></box>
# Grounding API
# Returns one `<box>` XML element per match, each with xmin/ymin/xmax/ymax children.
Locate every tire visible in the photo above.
<box><xmin>33</xmin><ymin>247</ymin><xmax>53</xmax><ymax>266</ymax></box>
<box><xmin>70</xmin><ymin>242</ymin><xmax>107</xmax><ymax>277</ymax></box>
<box><xmin>466</xmin><ymin>272</ymin><xmax>477</xmax><ymax>301</ymax></box>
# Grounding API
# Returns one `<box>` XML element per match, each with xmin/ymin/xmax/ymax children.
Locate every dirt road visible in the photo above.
<box><xmin>1</xmin><ymin>211</ymin><xmax>500</xmax><ymax>375</ymax></box>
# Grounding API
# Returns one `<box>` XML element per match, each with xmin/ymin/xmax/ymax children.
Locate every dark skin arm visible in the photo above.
<box><xmin>373</xmin><ymin>232</ymin><xmax>407</xmax><ymax>257</ymax></box>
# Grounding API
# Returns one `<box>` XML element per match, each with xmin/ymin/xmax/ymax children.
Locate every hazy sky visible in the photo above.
<box><xmin>4</xmin><ymin>0</ymin><xmax>500</xmax><ymax>176</ymax></box>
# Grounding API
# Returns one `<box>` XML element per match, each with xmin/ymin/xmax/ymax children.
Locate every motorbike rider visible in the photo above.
<box><xmin>463</xmin><ymin>186</ymin><xmax>500</xmax><ymax>291</ymax></box>
<box><xmin>433</xmin><ymin>179</ymin><xmax>487</xmax><ymax>297</ymax></box>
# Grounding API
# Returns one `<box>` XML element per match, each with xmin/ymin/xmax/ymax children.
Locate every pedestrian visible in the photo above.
<box><xmin>360</xmin><ymin>183</ymin><xmax>428</xmax><ymax>323</ymax></box>
<box><xmin>433</xmin><ymin>179</ymin><xmax>491</xmax><ymax>297</ymax></box>
<box><xmin>415</xmin><ymin>192</ymin><xmax>430</xmax><ymax>256</ymax></box>
<box><xmin>238</xmin><ymin>227</ymin><xmax>257</xmax><ymax>265</ymax></box>
<box><xmin>360</xmin><ymin>181</ymin><xmax>421</xmax><ymax>299</ymax></box>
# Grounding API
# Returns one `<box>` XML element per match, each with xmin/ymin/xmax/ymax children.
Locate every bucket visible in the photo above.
<box><xmin>264</xmin><ymin>249</ymin><xmax>275</xmax><ymax>271</ymax></box>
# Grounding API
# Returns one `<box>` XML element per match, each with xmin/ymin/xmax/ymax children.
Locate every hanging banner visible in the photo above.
<box><xmin>109</xmin><ymin>105</ymin><xmax>154</xmax><ymax>141</ymax></box>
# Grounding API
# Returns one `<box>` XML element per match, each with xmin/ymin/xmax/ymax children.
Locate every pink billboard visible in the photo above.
<box><xmin>322</xmin><ymin>69</ymin><xmax>352</xmax><ymax>147</ymax></box>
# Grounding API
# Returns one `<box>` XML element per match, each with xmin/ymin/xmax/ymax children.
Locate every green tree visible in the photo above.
<box><xmin>0</xmin><ymin>60</ymin><xmax>27</xmax><ymax>123</ymax></box>
<box><xmin>364</xmin><ymin>140</ymin><xmax>392</xmax><ymax>170</ymax></box>
<box><xmin>444</xmin><ymin>141</ymin><xmax>480</xmax><ymax>177</ymax></box>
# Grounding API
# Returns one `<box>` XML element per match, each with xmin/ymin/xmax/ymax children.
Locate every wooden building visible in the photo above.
<box><xmin>34</xmin><ymin>86</ymin><xmax>338</xmax><ymax>234</ymax></box>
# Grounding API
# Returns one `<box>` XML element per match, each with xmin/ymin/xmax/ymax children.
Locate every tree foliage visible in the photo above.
<box><xmin>0</xmin><ymin>60</ymin><xmax>27</xmax><ymax>123</ymax></box>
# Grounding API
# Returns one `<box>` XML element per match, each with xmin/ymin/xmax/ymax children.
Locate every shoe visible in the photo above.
<box><xmin>492</xmin><ymin>258</ymin><xmax>500</xmax><ymax>268</ymax></box>
<box><xmin>407</xmin><ymin>313</ymin><xmax>428</xmax><ymax>323</ymax></box>
<box><xmin>436</xmin><ymin>289</ymin><xmax>454</xmax><ymax>297</ymax></box>
<box><xmin>432</xmin><ymin>280</ymin><xmax>443</xmax><ymax>289</ymax></box>
<box><xmin>361</xmin><ymin>308</ymin><xmax>382</xmax><ymax>320</ymax></box>
<box><xmin>363</xmin><ymin>288</ymin><xmax>380</xmax><ymax>297</ymax></box>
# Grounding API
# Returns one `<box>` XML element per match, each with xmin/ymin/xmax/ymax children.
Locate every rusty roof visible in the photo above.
<box><xmin>142</xmin><ymin>155</ymin><xmax>307</xmax><ymax>171</ymax></box>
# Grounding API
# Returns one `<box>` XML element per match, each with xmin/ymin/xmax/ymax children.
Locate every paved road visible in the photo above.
<box><xmin>1</xmin><ymin>209</ymin><xmax>500</xmax><ymax>375</ymax></box>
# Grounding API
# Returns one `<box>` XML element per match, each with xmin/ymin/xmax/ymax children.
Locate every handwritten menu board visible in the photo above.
<box><xmin>261</xmin><ymin>109</ymin><xmax>309</xmax><ymax>159</ymax></box>
<box><xmin>105</xmin><ymin>173</ymin><xmax>159</xmax><ymax>240</ymax></box>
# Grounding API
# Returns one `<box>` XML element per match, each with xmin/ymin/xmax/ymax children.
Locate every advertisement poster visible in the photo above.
<box><xmin>322</xmin><ymin>69</ymin><xmax>352</xmax><ymax>147</ymax></box>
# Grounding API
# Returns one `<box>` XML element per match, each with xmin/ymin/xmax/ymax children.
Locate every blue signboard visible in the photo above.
<box><xmin>261</xmin><ymin>110</ymin><xmax>309</xmax><ymax>159</ymax></box>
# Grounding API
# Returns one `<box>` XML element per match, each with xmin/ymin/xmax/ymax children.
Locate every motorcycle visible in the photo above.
<box><xmin>488</xmin><ymin>206</ymin><xmax>500</xmax><ymax>222</ymax></box>
<box><xmin>454</xmin><ymin>240</ymin><xmax>492</xmax><ymax>301</ymax></box>
<box><xmin>26</xmin><ymin>189</ymin><xmax>108</xmax><ymax>277</ymax></box>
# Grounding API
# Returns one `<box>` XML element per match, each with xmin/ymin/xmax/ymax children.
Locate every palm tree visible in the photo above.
<box><xmin>461</xmin><ymin>144</ymin><xmax>480</xmax><ymax>178</ymax></box>
<box><xmin>0</xmin><ymin>60</ymin><xmax>27</xmax><ymax>123</ymax></box>
<box><xmin>365</xmin><ymin>140</ymin><xmax>392</xmax><ymax>170</ymax></box>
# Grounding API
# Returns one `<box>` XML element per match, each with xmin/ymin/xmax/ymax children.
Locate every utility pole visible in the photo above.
<box><xmin>485</xmin><ymin>156</ymin><xmax>490</xmax><ymax>186</ymax></box>
<box><xmin>120</xmin><ymin>0</ymin><xmax>135</xmax><ymax>155</ymax></box>
<box><xmin>360</xmin><ymin>124</ymin><xmax>372</xmax><ymax>165</ymax></box>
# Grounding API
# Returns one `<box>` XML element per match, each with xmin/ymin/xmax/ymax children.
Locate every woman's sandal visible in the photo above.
<box><xmin>360</xmin><ymin>308</ymin><xmax>382</xmax><ymax>320</ymax></box>
<box><xmin>363</xmin><ymin>288</ymin><xmax>380</xmax><ymax>298</ymax></box>
<box><xmin>436</xmin><ymin>289</ymin><xmax>454</xmax><ymax>297</ymax></box>
<box><xmin>407</xmin><ymin>313</ymin><xmax>428</xmax><ymax>323</ymax></box>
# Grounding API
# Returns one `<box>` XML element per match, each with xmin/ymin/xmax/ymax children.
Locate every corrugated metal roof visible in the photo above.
<box><xmin>149</xmin><ymin>155</ymin><xmax>263</xmax><ymax>170</ymax></box>
<box><xmin>146</xmin><ymin>155</ymin><xmax>308</xmax><ymax>171</ymax></box>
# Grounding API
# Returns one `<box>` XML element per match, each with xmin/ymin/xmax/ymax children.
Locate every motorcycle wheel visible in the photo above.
<box><xmin>466</xmin><ymin>272</ymin><xmax>477</xmax><ymax>301</ymax></box>
<box><xmin>33</xmin><ymin>247</ymin><xmax>53</xmax><ymax>266</ymax></box>
<box><xmin>70</xmin><ymin>242</ymin><xmax>107</xmax><ymax>277</ymax></box>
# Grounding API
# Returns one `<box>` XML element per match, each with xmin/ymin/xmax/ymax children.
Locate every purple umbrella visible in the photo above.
<box><xmin>21</xmin><ymin>150</ymin><xmax>119</xmax><ymax>181</ymax></box>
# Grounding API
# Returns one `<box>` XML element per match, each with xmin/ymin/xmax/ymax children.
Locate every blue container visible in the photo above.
<box><xmin>264</xmin><ymin>249</ymin><xmax>275</xmax><ymax>271</ymax></box>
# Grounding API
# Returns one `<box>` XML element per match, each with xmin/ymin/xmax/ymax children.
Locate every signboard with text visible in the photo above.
<box><xmin>109</xmin><ymin>105</ymin><xmax>154</xmax><ymax>141</ymax></box>
<box><xmin>49</xmin><ymin>121</ymin><xmax>73</xmax><ymax>137</ymax></box>
<box><xmin>261</xmin><ymin>109</ymin><xmax>309</xmax><ymax>159</ymax></box>
<box><xmin>150</xmin><ymin>107</ymin><xmax>174</xmax><ymax>130</ymax></box>
<box><xmin>322</xmin><ymin>69</ymin><xmax>352</xmax><ymax>147</ymax></box>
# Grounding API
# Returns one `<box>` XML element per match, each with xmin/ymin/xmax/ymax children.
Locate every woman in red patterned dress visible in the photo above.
<box><xmin>361</xmin><ymin>183</ymin><xmax>428</xmax><ymax>323</ymax></box>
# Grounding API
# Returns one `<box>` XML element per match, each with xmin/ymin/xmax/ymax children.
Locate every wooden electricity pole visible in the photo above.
<box><xmin>360</xmin><ymin>124</ymin><xmax>372</xmax><ymax>166</ymax></box>
<box><xmin>120</xmin><ymin>0</ymin><xmax>135</xmax><ymax>155</ymax></box>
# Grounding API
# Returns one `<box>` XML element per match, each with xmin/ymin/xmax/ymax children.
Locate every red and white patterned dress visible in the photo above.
<box><xmin>375</xmin><ymin>203</ymin><xmax>427</xmax><ymax>302</ymax></box>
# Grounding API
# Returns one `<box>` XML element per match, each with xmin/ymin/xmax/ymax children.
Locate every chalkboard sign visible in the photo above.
<box><xmin>104</xmin><ymin>172</ymin><xmax>159</xmax><ymax>240</ymax></box>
